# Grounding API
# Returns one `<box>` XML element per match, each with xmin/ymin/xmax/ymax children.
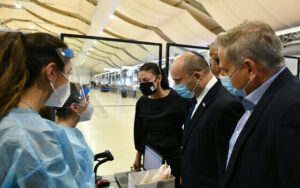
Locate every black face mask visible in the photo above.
<box><xmin>140</xmin><ymin>81</ymin><xmax>157</xmax><ymax>96</ymax></box>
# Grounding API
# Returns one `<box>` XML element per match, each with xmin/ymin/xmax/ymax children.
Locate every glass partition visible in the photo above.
<box><xmin>284</xmin><ymin>56</ymin><xmax>300</xmax><ymax>77</ymax></box>
<box><xmin>61</xmin><ymin>34</ymin><xmax>162</xmax><ymax>175</ymax></box>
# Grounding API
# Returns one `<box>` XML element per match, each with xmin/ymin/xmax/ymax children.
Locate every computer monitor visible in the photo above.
<box><xmin>143</xmin><ymin>146</ymin><xmax>163</xmax><ymax>170</ymax></box>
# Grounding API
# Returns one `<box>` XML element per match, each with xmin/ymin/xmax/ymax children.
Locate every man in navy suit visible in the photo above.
<box><xmin>216</xmin><ymin>20</ymin><xmax>300</xmax><ymax>187</ymax></box>
<box><xmin>171</xmin><ymin>52</ymin><xmax>243</xmax><ymax>187</ymax></box>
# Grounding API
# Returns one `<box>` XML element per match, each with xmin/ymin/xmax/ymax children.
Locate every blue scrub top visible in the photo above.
<box><xmin>0</xmin><ymin>108</ymin><xmax>86</xmax><ymax>188</ymax></box>
<box><xmin>60</xmin><ymin>126</ymin><xmax>95</xmax><ymax>187</ymax></box>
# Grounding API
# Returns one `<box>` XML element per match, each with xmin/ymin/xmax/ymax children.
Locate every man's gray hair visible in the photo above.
<box><xmin>215</xmin><ymin>20</ymin><xmax>285</xmax><ymax>70</ymax></box>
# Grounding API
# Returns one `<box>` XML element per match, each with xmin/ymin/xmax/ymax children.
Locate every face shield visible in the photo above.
<box><xmin>56</xmin><ymin>48</ymin><xmax>88</xmax><ymax>106</ymax></box>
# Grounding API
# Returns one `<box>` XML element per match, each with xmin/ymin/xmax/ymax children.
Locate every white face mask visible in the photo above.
<box><xmin>45</xmin><ymin>72</ymin><xmax>70</xmax><ymax>107</ymax></box>
<box><xmin>79</xmin><ymin>104</ymin><xmax>94</xmax><ymax>122</ymax></box>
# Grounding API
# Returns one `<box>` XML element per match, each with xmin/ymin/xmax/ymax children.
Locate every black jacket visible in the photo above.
<box><xmin>221</xmin><ymin>68</ymin><xmax>300</xmax><ymax>188</ymax></box>
<box><xmin>182</xmin><ymin>80</ymin><xmax>244</xmax><ymax>188</ymax></box>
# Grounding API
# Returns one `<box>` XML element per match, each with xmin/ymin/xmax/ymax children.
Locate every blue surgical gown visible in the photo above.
<box><xmin>0</xmin><ymin>108</ymin><xmax>84</xmax><ymax>188</ymax></box>
<box><xmin>60</xmin><ymin>126</ymin><xmax>95</xmax><ymax>187</ymax></box>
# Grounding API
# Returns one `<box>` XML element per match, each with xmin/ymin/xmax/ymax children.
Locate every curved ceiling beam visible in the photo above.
<box><xmin>91</xmin><ymin>46</ymin><xmax>129</xmax><ymax>65</ymax></box>
<box><xmin>28</xmin><ymin>0</ymin><xmax>91</xmax><ymax>25</ymax></box>
<box><xmin>114</xmin><ymin>10</ymin><xmax>175</xmax><ymax>43</ymax></box>
<box><xmin>93</xmin><ymin>45</ymin><xmax>128</xmax><ymax>63</ymax></box>
<box><xmin>85</xmin><ymin>49</ymin><xmax>125</xmax><ymax>67</ymax></box>
<box><xmin>0</xmin><ymin>4</ymin><xmax>85</xmax><ymax>34</ymax></box>
<box><xmin>160</xmin><ymin>0</ymin><xmax>224</xmax><ymax>34</ymax></box>
<box><xmin>87</xmin><ymin>55</ymin><xmax>120</xmax><ymax>68</ymax></box>
<box><xmin>17</xmin><ymin>28</ymin><xmax>40</xmax><ymax>32</ymax></box>
<box><xmin>99</xmin><ymin>40</ymin><xmax>144</xmax><ymax>62</ymax></box>
<box><xmin>66</xmin><ymin>42</ymin><xmax>82</xmax><ymax>50</ymax></box>
<box><xmin>2</xmin><ymin>18</ymin><xmax>56</xmax><ymax>34</ymax></box>
<box><xmin>103</xmin><ymin>28</ymin><xmax>127</xmax><ymax>39</ymax></box>
<box><xmin>25</xmin><ymin>8</ymin><xmax>85</xmax><ymax>34</ymax></box>
<box><xmin>86</xmin><ymin>0</ymin><xmax>98</xmax><ymax>6</ymax></box>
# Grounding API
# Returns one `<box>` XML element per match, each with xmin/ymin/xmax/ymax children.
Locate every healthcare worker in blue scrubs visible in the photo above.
<box><xmin>0</xmin><ymin>32</ymin><xmax>85</xmax><ymax>187</ymax></box>
<box><xmin>55</xmin><ymin>83</ymin><xmax>95</xmax><ymax>187</ymax></box>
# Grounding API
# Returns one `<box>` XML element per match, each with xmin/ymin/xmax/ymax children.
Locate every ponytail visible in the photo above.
<box><xmin>139</xmin><ymin>62</ymin><xmax>170</xmax><ymax>90</ymax></box>
<box><xmin>0</xmin><ymin>32</ymin><xmax>28</xmax><ymax>118</ymax></box>
<box><xmin>159</xmin><ymin>67</ymin><xmax>170</xmax><ymax>90</ymax></box>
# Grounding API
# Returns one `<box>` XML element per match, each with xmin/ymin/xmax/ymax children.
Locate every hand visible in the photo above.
<box><xmin>133</xmin><ymin>151</ymin><xmax>142</xmax><ymax>171</ymax></box>
<box><xmin>133</xmin><ymin>158</ymin><xmax>141</xmax><ymax>171</ymax></box>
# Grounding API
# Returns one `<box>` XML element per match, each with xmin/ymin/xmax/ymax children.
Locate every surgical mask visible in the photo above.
<box><xmin>79</xmin><ymin>104</ymin><xmax>94</xmax><ymax>122</ymax></box>
<box><xmin>174</xmin><ymin>74</ymin><xmax>199</xmax><ymax>98</ymax></box>
<box><xmin>45</xmin><ymin>72</ymin><xmax>70</xmax><ymax>107</ymax></box>
<box><xmin>229</xmin><ymin>64</ymin><xmax>250</xmax><ymax>96</ymax></box>
<box><xmin>220</xmin><ymin>75</ymin><xmax>245</xmax><ymax>97</ymax></box>
<box><xmin>139</xmin><ymin>77</ymin><xmax>158</xmax><ymax>96</ymax></box>
<box><xmin>174</xmin><ymin>84</ymin><xmax>194</xmax><ymax>98</ymax></box>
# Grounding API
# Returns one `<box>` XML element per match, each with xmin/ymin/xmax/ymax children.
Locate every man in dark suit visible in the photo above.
<box><xmin>171</xmin><ymin>52</ymin><xmax>244</xmax><ymax>187</ymax></box>
<box><xmin>216</xmin><ymin>20</ymin><xmax>300</xmax><ymax>188</ymax></box>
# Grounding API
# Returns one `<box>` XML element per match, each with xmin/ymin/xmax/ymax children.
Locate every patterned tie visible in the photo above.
<box><xmin>183</xmin><ymin>97</ymin><xmax>197</xmax><ymax>138</ymax></box>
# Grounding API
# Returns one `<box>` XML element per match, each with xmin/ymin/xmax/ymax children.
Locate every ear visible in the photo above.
<box><xmin>45</xmin><ymin>62</ymin><xmax>58</xmax><ymax>83</ymax></box>
<box><xmin>70</xmin><ymin>103</ymin><xmax>80</xmax><ymax>113</ymax></box>
<box><xmin>244</xmin><ymin>59</ymin><xmax>257</xmax><ymax>81</ymax></box>
<box><xmin>193</xmin><ymin>71</ymin><xmax>202</xmax><ymax>80</ymax></box>
<box><xmin>156</xmin><ymin>74</ymin><xmax>162</xmax><ymax>83</ymax></box>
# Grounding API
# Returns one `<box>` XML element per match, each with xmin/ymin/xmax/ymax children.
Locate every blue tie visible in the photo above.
<box><xmin>184</xmin><ymin>98</ymin><xmax>197</xmax><ymax>137</ymax></box>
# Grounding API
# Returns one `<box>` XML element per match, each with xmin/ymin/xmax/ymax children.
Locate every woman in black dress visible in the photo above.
<box><xmin>133</xmin><ymin>63</ymin><xmax>190</xmax><ymax>187</ymax></box>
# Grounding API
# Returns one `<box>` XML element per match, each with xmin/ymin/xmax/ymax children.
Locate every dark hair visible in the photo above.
<box><xmin>39</xmin><ymin>106</ymin><xmax>55</xmax><ymax>121</ymax></box>
<box><xmin>139</xmin><ymin>63</ymin><xmax>170</xmax><ymax>89</ymax></box>
<box><xmin>0</xmin><ymin>32</ymin><xmax>67</xmax><ymax>118</ymax></box>
<box><xmin>55</xmin><ymin>83</ymin><xmax>82</xmax><ymax>118</ymax></box>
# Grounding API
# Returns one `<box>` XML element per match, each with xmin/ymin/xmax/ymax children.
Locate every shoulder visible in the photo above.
<box><xmin>168</xmin><ymin>89</ymin><xmax>192</xmax><ymax>106</ymax></box>
<box><xmin>212</xmin><ymin>86</ymin><xmax>243</xmax><ymax>113</ymax></box>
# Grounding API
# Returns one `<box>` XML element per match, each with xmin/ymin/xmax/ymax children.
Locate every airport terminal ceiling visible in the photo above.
<box><xmin>1</xmin><ymin>0</ymin><xmax>300</xmax><ymax>74</ymax></box>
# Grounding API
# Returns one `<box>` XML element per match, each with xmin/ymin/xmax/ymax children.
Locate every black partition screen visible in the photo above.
<box><xmin>61</xmin><ymin>33</ymin><xmax>162</xmax><ymax>90</ymax></box>
<box><xmin>165</xmin><ymin>43</ymin><xmax>209</xmax><ymax>87</ymax></box>
<box><xmin>59</xmin><ymin>34</ymin><xmax>163</xmax><ymax>174</ymax></box>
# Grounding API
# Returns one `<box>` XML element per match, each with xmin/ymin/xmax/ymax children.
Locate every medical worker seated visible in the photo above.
<box><xmin>0</xmin><ymin>32</ymin><xmax>86</xmax><ymax>187</ymax></box>
<box><xmin>55</xmin><ymin>83</ymin><xmax>95</xmax><ymax>187</ymax></box>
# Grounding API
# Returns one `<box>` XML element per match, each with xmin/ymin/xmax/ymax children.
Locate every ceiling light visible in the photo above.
<box><xmin>15</xmin><ymin>3</ymin><xmax>22</xmax><ymax>9</ymax></box>
<box><xmin>109</xmin><ymin>15</ymin><xmax>114</xmax><ymax>19</ymax></box>
<box><xmin>99</xmin><ymin>31</ymin><xmax>103</xmax><ymax>35</ymax></box>
<box><xmin>93</xmin><ymin>40</ymin><xmax>97</xmax><ymax>44</ymax></box>
<box><xmin>29</xmin><ymin>24</ymin><xmax>35</xmax><ymax>29</ymax></box>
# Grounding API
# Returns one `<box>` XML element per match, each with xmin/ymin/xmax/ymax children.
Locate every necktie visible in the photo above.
<box><xmin>183</xmin><ymin>97</ymin><xmax>197</xmax><ymax>137</ymax></box>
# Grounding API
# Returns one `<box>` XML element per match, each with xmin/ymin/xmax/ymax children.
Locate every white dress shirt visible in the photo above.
<box><xmin>192</xmin><ymin>76</ymin><xmax>218</xmax><ymax>117</ymax></box>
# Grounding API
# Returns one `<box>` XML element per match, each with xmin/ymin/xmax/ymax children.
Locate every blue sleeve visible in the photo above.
<box><xmin>0</xmin><ymin>114</ymin><xmax>81</xmax><ymax>188</ymax></box>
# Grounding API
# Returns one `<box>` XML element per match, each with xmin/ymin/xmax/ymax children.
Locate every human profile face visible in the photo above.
<box><xmin>218</xmin><ymin>47</ymin><xmax>249</xmax><ymax>90</ymax></box>
<box><xmin>56</xmin><ymin>62</ymin><xmax>71</xmax><ymax>88</ymax></box>
<box><xmin>138</xmin><ymin>70</ymin><xmax>161</xmax><ymax>88</ymax></box>
<box><xmin>170</xmin><ymin>60</ymin><xmax>190</xmax><ymax>86</ymax></box>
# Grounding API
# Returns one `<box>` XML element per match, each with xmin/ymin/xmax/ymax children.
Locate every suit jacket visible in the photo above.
<box><xmin>182</xmin><ymin>80</ymin><xmax>244</xmax><ymax>188</ymax></box>
<box><xmin>221</xmin><ymin>69</ymin><xmax>300</xmax><ymax>188</ymax></box>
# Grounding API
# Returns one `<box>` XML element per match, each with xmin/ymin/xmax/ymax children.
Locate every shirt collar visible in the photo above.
<box><xmin>243</xmin><ymin>67</ymin><xmax>285</xmax><ymax>110</ymax></box>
